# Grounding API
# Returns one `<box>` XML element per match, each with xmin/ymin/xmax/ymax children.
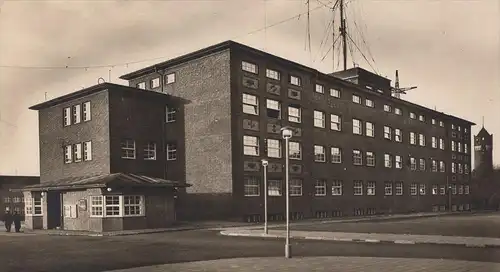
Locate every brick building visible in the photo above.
<box><xmin>0</xmin><ymin>175</ymin><xmax>39</xmax><ymax>219</ymax></box>
<box><xmin>119</xmin><ymin>40</ymin><xmax>476</xmax><ymax>221</ymax></box>
<box><xmin>18</xmin><ymin>83</ymin><xmax>190</xmax><ymax>232</ymax></box>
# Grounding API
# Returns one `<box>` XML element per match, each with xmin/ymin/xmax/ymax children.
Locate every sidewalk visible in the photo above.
<box><xmin>105</xmin><ymin>256</ymin><xmax>500</xmax><ymax>272</ymax></box>
<box><xmin>219</xmin><ymin>228</ymin><xmax>500</xmax><ymax>248</ymax></box>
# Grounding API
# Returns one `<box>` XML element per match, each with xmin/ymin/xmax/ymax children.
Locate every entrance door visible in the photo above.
<box><xmin>46</xmin><ymin>192</ymin><xmax>62</xmax><ymax>229</ymax></box>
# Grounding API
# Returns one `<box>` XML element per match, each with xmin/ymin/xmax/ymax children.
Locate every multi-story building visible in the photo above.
<box><xmin>18</xmin><ymin>83</ymin><xmax>189</xmax><ymax>232</ymax></box>
<box><xmin>119</xmin><ymin>40</ymin><xmax>475</xmax><ymax>221</ymax></box>
<box><xmin>0</xmin><ymin>175</ymin><xmax>39</xmax><ymax>219</ymax></box>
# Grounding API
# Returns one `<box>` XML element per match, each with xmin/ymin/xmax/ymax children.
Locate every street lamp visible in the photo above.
<box><xmin>261</xmin><ymin>159</ymin><xmax>269</xmax><ymax>234</ymax></box>
<box><xmin>281</xmin><ymin>126</ymin><xmax>293</xmax><ymax>259</ymax></box>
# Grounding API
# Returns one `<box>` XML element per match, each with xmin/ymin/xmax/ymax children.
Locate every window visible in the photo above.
<box><xmin>242</xmin><ymin>61</ymin><xmax>258</xmax><ymax>74</ymax></box>
<box><xmin>331</xmin><ymin>147</ymin><xmax>342</xmax><ymax>163</ymax></box>
<box><xmin>332</xmin><ymin>180</ymin><xmax>343</xmax><ymax>195</ymax></box>
<box><xmin>458</xmin><ymin>163</ymin><xmax>463</xmax><ymax>174</ymax></box>
<box><xmin>315</xmin><ymin>180</ymin><xmax>327</xmax><ymax>196</ymax></box>
<box><xmin>432</xmin><ymin>185</ymin><xmax>438</xmax><ymax>195</ymax></box>
<box><xmin>143</xmin><ymin>142</ymin><xmax>156</xmax><ymax>160</ymax></box>
<box><xmin>465</xmin><ymin>185</ymin><xmax>470</xmax><ymax>195</ymax></box>
<box><xmin>419</xmin><ymin>184</ymin><xmax>426</xmax><ymax>195</ymax></box>
<box><xmin>410</xmin><ymin>157</ymin><xmax>417</xmax><ymax>170</ymax></box>
<box><xmin>410</xmin><ymin>112</ymin><xmax>416</xmax><ymax>119</ymax></box>
<box><xmin>353</xmin><ymin>181</ymin><xmax>363</xmax><ymax>195</ymax></box>
<box><xmin>410</xmin><ymin>183</ymin><xmax>418</xmax><ymax>195</ymax></box>
<box><xmin>82</xmin><ymin>102</ymin><xmax>91</xmax><ymax>122</ymax></box>
<box><xmin>384</xmin><ymin>105</ymin><xmax>392</xmax><ymax>112</ymax></box>
<box><xmin>419</xmin><ymin>158</ymin><xmax>426</xmax><ymax>171</ymax></box>
<box><xmin>165</xmin><ymin>73</ymin><xmax>176</xmax><ymax>84</ymax></box>
<box><xmin>439</xmin><ymin>138</ymin><xmax>445</xmax><ymax>150</ymax></box>
<box><xmin>268</xmin><ymin>180</ymin><xmax>282</xmax><ymax>196</ymax></box>
<box><xmin>289</xmin><ymin>142</ymin><xmax>302</xmax><ymax>160</ymax></box>
<box><xmin>315</xmin><ymin>84</ymin><xmax>325</xmax><ymax>94</ymax></box>
<box><xmin>166</xmin><ymin>106</ymin><xmax>176</xmax><ymax>122</ymax></box>
<box><xmin>242</xmin><ymin>93</ymin><xmax>259</xmax><ymax>115</ymax></box>
<box><xmin>384</xmin><ymin>154</ymin><xmax>392</xmax><ymax>168</ymax></box>
<box><xmin>267</xmin><ymin>139</ymin><xmax>281</xmax><ymax>158</ymax></box>
<box><xmin>105</xmin><ymin>196</ymin><xmax>120</xmax><ymax>216</ymax></box>
<box><xmin>440</xmin><ymin>186</ymin><xmax>446</xmax><ymax>195</ymax></box>
<box><xmin>365</xmin><ymin>122</ymin><xmax>374</xmax><ymax>137</ymax></box>
<box><xmin>452</xmin><ymin>124</ymin><xmax>456</xmax><ymax>130</ymax></box>
<box><xmin>458</xmin><ymin>142</ymin><xmax>462</xmax><ymax>153</ymax></box>
<box><xmin>243</xmin><ymin>136</ymin><xmax>259</xmax><ymax>156</ymax></box>
<box><xmin>458</xmin><ymin>185</ymin><xmax>464</xmax><ymax>195</ymax></box>
<box><xmin>432</xmin><ymin>137</ymin><xmax>437</xmax><ymax>148</ymax></box>
<box><xmin>367</xmin><ymin>181</ymin><xmax>376</xmax><ymax>196</ymax></box>
<box><xmin>432</xmin><ymin>118</ymin><xmax>436</xmax><ymax>125</ymax></box>
<box><xmin>431</xmin><ymin>160</ymin><xmax>437</xmax><ymax>172</ymax></box>
<box><xmin>365</xmin><ymin>99</ymin><xmax>374</xmax><ymax>107</ymax></box>
<box><xmin>25</xmin><ymin>198</ymin><xmax>33</xmax><ymax>215</ymax></box>
<box><xmin>90</xmin><ymin>196</ymin><xmax>103</xmax><ymax>216</ymax></box>
<box><xmin>288</xmin><ymin>105</ymin><xmax>301</xmax><ymax>123</ymax></box>
<box><xmin>72</xmin><ymin>104</ymin><xmax>81</xmax><ymax>124</ymax></box>
<box><xmin>395</xmin><ymin>182</ymin><xmax>403</xmax><ymax>195</ymax></box>
<box><xmin>440</xmin><ymin>161</ymin><xmax>445</xmax><ymax>172</ymax></box>
<box><xmin>385</xmin><ymin>182</ymin><xmax>393</xmax><ymax>195</ymax></box>
<box><xmin>63</xmin><ymin>107</ymin><xmax>71</xmax><ymax>126</ymax></box>
<box><xmin>330</xmin><ymin>88</ymin><xmax>341</xmax><ymax>98</ymax></box>
<box><xmin>419</xmin><ymin>134</ymin><xmax>426</xmax><ymax>146</ymax></box>
<box><xmin>314</xmin><ymin>110</ymin><xmax>325</xmax><ymax>128</ymax></box>
<box><xmin>266</xmin><ymin>99</ymin><xmax>281</xmax><ymax>119</ymax></box>
<box><xmin>73</xmin><ymin>143</ymin><xmax>82</xmax><ymax>162</ymax></box>
<box><xmin>136</xmin><ymin>82</ymin><xmax>146</xmax><ymax>89</ymax></box>
<box><xmin>395</xmin><ymin>108</ymin><xmax>402</xmax><ymax>115</ymax></box>
<box><xmin>12</xmin><ymin>197</ymin><xmax>21</xmax><ymax>203</ymax></box>
<box><xmin>289</xmin><ymin>179</ymin><xmax>302</xmax><ymax>196</ymax></box>
<box><xmin>439</xmin><ymin>121</ymin><xmax>444</xmax><ymax>127</ymax></box>
<box><xmin>452</xmin><ymin>184</ymin><xmax>457</xmax><ymax>195</ymax></box>
<box><xmin>465</xmin><ymin>164</ymin><xmax>469</xmax><ymax>174</ymax></box>
<box><xmin>395</xmin><ymin>155</ymin><xmax>402</xmax><ymax>169</ymax></box>
<box><xmin>3</xmin><ymin>197</ymin><xmax>10</xmax><ymax>203</ymax></box>
<box><xmin>83</xmin><ymin>141</ymin><xmax>92</xmax><ymax>161</ymax></box>
<box><xmin>166</xmin><ymin>143</ymin><xmax>177</xmax><ymax>160</ymax></box>
<box><xmin>330</xmin><ymin>114</ymin><xmax>341</xmax><ymax>131</ymax></box>
<box><xmin>352</xmin><ymin>95</ymin><xmax>361</xmax><ymax>104</ymax></box>
<box><xmin>384</xmin><ymin>126</ymin><xmax>392</xmax><ymax>140</ymax></box>
<box><xmin>90</xmin><ymin>195</ymin><xmax>144</xmax><ymax>217</ymax></box>
<box><xmin>410</xmin><ymin>132</ymin><xmax>416</xmax><ymax>145</ymax></box>
<box><xmin>352</xmin><ymin>119</ymin><xmax>362</xmax><ymax>135</ymax></box>
<box><xmin>464</xmin><ymin>144</ymin><xmax>468</xmax><ymax>154</ymax></box>
<box><xmin>452</xmin><ymin>162</ymin><xmax>456</xmax><ymax>173</ymax></box>
<box><xmin>451</xmin><ymin>141</ymin><xmax>456</xmax><ymax>152</ymax></box>
<box><xmin>419</xmin><ymin>115</ymin><xmax>425</xmax><ymax>122</ymax></box>
<box><xmin>289</xmin><ymin>75</ymin><xmax>301</xmax><ymax>86</ymax></box>
<box><xmin>366</xmin><ymin>152</ymin><xmax>375</xmax><ymax>166</ymax></box>
<box><xmin>123</xmin><ymin>196</ymin><xmax>143</xmax><ymax>216</ymax></box>
<box><xmin>266</xmin><ymin>68</ymin><xmax>280</xmax><ymax>80</ymax></box>
<box><xmin>64</xmin><ymin>145</ymin><xmax>72</xmax><ymax>164</ymax></box>
<box><xmin>151</xmin><ymin>77</ymin><xmax>160</xmax><ymax>88</ymax></box>
<box><xmin>314</xmin><ymin>145</ymin><xmax>326</xmax><ymax>162</ymax></box>
<box><xmin>121</xmin><ymin>139</ymin><xmax>135</xmax><ymax>159</ymax></box>
<box><xmin>33</xmin><ymin>195</ymin><xmax>42</xmax><ymax>215</ymax></box>
<box><xmin>395</xmin><ymin>129</ymin><xmax>402</xmax><ymax>142</ymax></box>
<box><xmin>244</xmin><ymin>177</ymin><xmax>260</xmax><ymax>196</ymax></box>
<box><xmin>353</xmin><ymin>149</ymin><xmax>363</xmax><ymax>165</ymax></box>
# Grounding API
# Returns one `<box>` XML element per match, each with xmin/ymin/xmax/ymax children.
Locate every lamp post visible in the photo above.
<box><xmin>281</xmin><ymin>126</ymin><xmax>293</xmax><ymax>259</ymax></box>
<box><xmin>261</xmin><ymin>159</ymin><xmax>269</xmax><ymax>234</ymax></box>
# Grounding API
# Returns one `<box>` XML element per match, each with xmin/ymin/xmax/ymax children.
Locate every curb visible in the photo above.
<box><xmin>219</xmin><ymin>231</ymin><xmax>500</xmax><ymax>249</ymax></box>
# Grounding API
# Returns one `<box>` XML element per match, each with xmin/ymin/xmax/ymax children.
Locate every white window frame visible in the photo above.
<box><xmin>332</xmin><ymin>180</ymin><xmax>343</xmax><ymax>196</ymax></box>
<box><xmin>410</xmin><ymin>132</ymin><xmax>416</xmax><ymax>145</ymax></box>
<box><xmin>352</xmin><ymin>119</ymin><xmax>362</xmax><ymax>135</ymax></box>
<box><xmin>432</xmin><ymin>137</ymin><xmax>437</xmax><ymax>148</ymax></box>
<box><xmin>410</xmin><ymin>112</ymin><xmax>416</xmax><ymax>119</ymax></box>
<box><xmin>465</xmin><ymin>185</ymin><xmax>470</xmax><ymax>195</ymax></box>
<box><xmin>144</xmin><ymin>142</ymin><xmax>157</xmax><ymax>160</ymax></box>
<box><xmin>289</xmin><ymin>141</ymin><xmax>302</xmax><ymax>160</ymax></box>
<box><xmin>419</xmin><ymin>134</ymin><xmax>426</xmax><ymax>146</ymax></box>
<box><xmin>384</xmin><ymin>105</ymin><xmax>392</xmax><ymax>112</ymax></box>
<box><xmin>366</xmin><ymin>151</ymin><xmax>375</xmax><ymax>166</ymax></box>
<box><xmin>365</xmin><ymin>122</ymin><xmax>374</xmax><ymax>137</ymax></box>
<box><xmin>314</xmin><ymin>145</ymin><xmax>326</xmax><ymax>162</ymax></box>
<box><xmin>167</xmin><ymin>143</ymin><xmax>177</xmax><ymax>161</ymax></box>
<box><xmin>244</xmin><ymin>176</ymin><xmax>260</xmax><ymax>197</ymax></box>
<box><xmin>395</xmin><ymin>155</ymin><xmax>402</xmax><ymax>169</ymax></box>
<box><xmin>289</xmin><ymin>179</ymin><xmax>302</xmax><ymax>196</ymax></box>
<box><xmin>64</xmin><ymin>145</ymin><xmax>72</xmax><ymax>164</ymax></box>
<box><xmin>266</xmin><ymin>68</ymin><xmax>280</xmax><ymax>80</ymax></box>
<box><xmin>289</xmin><ymin>75</ymin><xmax>301</xmax><ymax>86</ymax></box>
<box><xmin>353</xmin><ymin>149</ymin><xmax>363</xmax><ymax>165</ymax></box>
<box><xmin>165</xmin><ymin>73</ymin><xmax>176</xmax><ymax>84</ymax></box>
<box><xmin>330</xmin><ymin>88</ymin><xmax>341</xmax><ymax>98</ymax></box>
<box><xmin>352</xmin><ymin>95</ymin><xmax>361</xmax><ymax>104</ymax></box>
<box><xmin>242</xmin><ymin>61</ymin><xmax>258</xmax><ymax>74</ymax></box>
<box><xmin>432</xmin><ymin>118</ymin><xmax>436</xmax><ymax>125</ymax></box>
<box><xmin>365</xmin><ymin>99</ymin><xmax>374</xmax><ymax>107</ymax></box>
<box><xmin>419</xmin><ymin>158</ymin><xmax>426</xmax><ymax>171</ymax></box>
<box><xmin>33</xmin><ymin>195</ymin><xmax>43</xmax><ymax>216</ymax></box>
<box><xmin>315</xmin><ymin>84</ymin><xmax>325</xmax><ymax>94</ymax></box>
<box><xmin>243</xmin><ymin>135</ymin><xmax>259</xmax><ymax>156</ymax></box>
<box><xmin>268</xmin><ymin>180</ymin><xmax>282</xmax><ymax>196</ymax></box>
<box><xmin>432</xmin><ymin>185</ymin><xmax>438</xmax><ymax>195</ymax></box>
<box><xmin>440</xmin><ymin>161</ymin><xmax>446</xmax><ymax>172</ymax></box>
<box><xmin>314</xmin><ymin>180</ymin><xmax>327</xmax><ymax>196</ymax></box>
<box><xmin>151</xmin><ymin>77</ymin><xmax>160</xmax><ymax>89</ymax></box>
<box><xmin>410</xmin><ymin>157</ymin><xmax>417</xmax><ymax>170</ymax></box>
<box><xmin>267</xmin><ymin>139</ymin><xmax>281</xmax><ymax>158</ymax></box>
<box><xmin>73</xmin><ymin>143</ymin><xmax>82</xmax><ymax>162</ymax></box>
<box><xmin>25</xmin><ymin>198</ymin><xmax>33</xmax><ymax>215</ymax></box>
<box><xmin>419</xmin><ymin>115</ymin><xmax>425</xmax><ymax>122</ymax></box>
<box><xmin>266</xmin><ymin>99</ymin><xmax>282</xmax><ymax>119</ymax></box>
<box><xmin>83</xmin><ymin>141</ymin><xmax>92</xmax><ymax>161</ymax></box>
<box><xmin>384</xmin><ymin>126</ymin><xmax>392</xmax><ymax>140</ymax></box>
<box><xmin>410</xmin><ymin>183</ymin><xmax>418</xmax><ymax>196</ymax></box>
<box><xmin>395</xmin><ymin>182</ymin><xmax>403</xmax><ymax>196</ymax></box>
<box><xmin>82</xmin><ymin>101</ymin><xmax>91</xmax><ymax>122</ymax></box>
<box><xmin>166</xmin><ymin>106</ymin><xmax>176</xmax><ymax>123</ymax></box>
<box><xmin>288</xmin><ymin>105</ymin><xmax>301</xmax><ymax>123</ymax></box>
<box><xmin>395</xmin><ymin>129</ymin><xmax>402</xmax><ymax>142</ymax></box>
<box><xmin>72</xmin><ymin>104</ymin><xmax>81</xmax><ymax>124</ymax></box>
<box><xmin>395</xmin><ymin>108</ymin><xmax>402</xmax><ymax>115</ymax></box>
<box><xmin>419</xmin><ymin>184</ymin><xmax>426</xmax><ymax>195</ymax></box>
<box><xmin>63</xmin><ymin>107</ymin><xmax>71</xmax><ymax>126</ymax></box>
<box><xmin>384</xmin><ymin>154</ymin><xmax>393</xmax><ymax>168</ymax></box>
<box><xmin>367</xmin><ymin>181</ymin><xmax>376</xmax><ymax>196</ymax></box>
<box><xmin>121</xmin><ymin>139</ymin><xmax>136</xmax><ymax>159</ymax></box>
<box><xmin>136</xmin><ymin>82</ymin><xmax>146</xmax><ymax>89</ymax></box>
<box><xmin>331</xmin><ymin>147</ymin><xmax>342</xmax><ymax>163</ymax></box>
<box><xmin>384</xmin><ymin>182</ymin><xmax>393</xmax><ymax>196</ymax></box>
<box><xmin>242</xmin><ymin>93</ymin><xmax>259</xmax><ymax>115</ymax></box>
<box><xmin>440</xmin><ymin>121</ymin><xmax>444</xmax><ymax>127</ymax></box>
<box><xmin>330</xmin><ymin>114</ymin><xmax>341</xmax><ymax>131</ymax></box>
<box><xmin>89</xmin><ymin>195</ymin><xmax>145</xmax><ymax>217</ymax></box>
<box><xmin>314</xmin><ymin>110</ymin><xmax>325</xmax><ymax>128</ymax></box>
<box><xmin>353</xmin><ymin>181</ymin><xmax>363</xmax><ymax>196</ymax></box>
<box><xmin>439</xmin><ymin>138</ymin><xmax>445</xmax><ymax>150</ymax></box>
<box><xmin>431</xmin><ymin>160</ymin><xmax>437</xmax><ymax>172</ymax></box>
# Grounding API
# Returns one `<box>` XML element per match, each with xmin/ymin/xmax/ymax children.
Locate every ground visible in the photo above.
<box><xmin>277</xmin><ymin>213</ymin><xmax>500</xmax><ymax>237</ymax></box>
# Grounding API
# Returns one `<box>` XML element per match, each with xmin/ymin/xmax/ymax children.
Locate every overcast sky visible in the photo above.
<box><xmin>0</xmin><ymin>0</ymin><xmax>499</xmax><ymax>176</ymax></box>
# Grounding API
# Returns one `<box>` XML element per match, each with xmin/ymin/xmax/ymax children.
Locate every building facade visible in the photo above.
<box><xmin>474</xmin><ymin>127</ymin><xmax>493</xmax><ymax>176</ymax></box>
<box><xmin>0</xmin><ymin>176</ymin><xmax>39</xmax><ymax>219</ymax></box>
<box><xmin>20</xmin><ymin>83</ymin><xmax>189</xmax><ymax>232</ymax></box>
<box><xmin>119</xmin><ymin>40</ymin><xmax>476</xmax><ymax>221</ymax></box>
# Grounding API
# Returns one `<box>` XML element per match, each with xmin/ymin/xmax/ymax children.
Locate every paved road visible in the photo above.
<box><xmin>277</xmin><ymin>214</ymin><xmax>500</xmax><ymax>237</ymax></box>
<box><xmin>0</xmin><ymin>230</ymin><xmax>499</xmax><ymax>272</ymax></box>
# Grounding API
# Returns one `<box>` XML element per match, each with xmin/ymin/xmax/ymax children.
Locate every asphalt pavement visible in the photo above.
<box><xmin>1</xmin><ymin>230</ymin><xmax>499</xmax><ymax>272</ymax></box>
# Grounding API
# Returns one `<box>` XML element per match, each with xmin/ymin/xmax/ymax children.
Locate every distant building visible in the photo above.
<box><xmin>0</xmin><ymin>176</ymin><xmax>39</xmax><ymax>219</ymax></box>
<box><xmin>17</xmin><ymin>83</ymin><xmax>190</xmax><ymax>232</ymax></box>
<box><xmin>119</xmin><ymin>40</ymin><xmax>476</xmax><ymax>220</ymax></box>
<box><xmin>474</xmin><ymin>127</ymin><xmax>493</xmax><ymax>176</ymax></box>
<box><xmin>471</xmin><ymin>126</ymin><xmax>498</xmax><ymax>210</ymax></box>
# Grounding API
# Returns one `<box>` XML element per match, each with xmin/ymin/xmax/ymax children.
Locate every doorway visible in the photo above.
<box><xmin>46</xmin><ymin>192</ymin><xmax>62</xmax><ymax>229</ymax></box>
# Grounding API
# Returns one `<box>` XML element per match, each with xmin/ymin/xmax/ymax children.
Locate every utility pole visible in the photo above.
<box><xmin>339</xmin><ymin>0</ymin><xmax>347</xmax><ymax>70</ymax></box>
<box><xmin>332</xmin><ymin>5</ymin><xmax>335</xmax><ymax>72</ymax></box>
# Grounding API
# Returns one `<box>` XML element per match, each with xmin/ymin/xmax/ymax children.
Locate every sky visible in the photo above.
<box><xmin>0</xmin><ymin>0</ymin><xmax>499</xmax><ymax>176</ymax></box>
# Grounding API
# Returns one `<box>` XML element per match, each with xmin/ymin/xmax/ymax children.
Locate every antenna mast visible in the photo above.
<box><xmin>332</xmin><ymin>5</ymin><xmax>335</xmax><ymax>72</ymax></box>
<box><xmin>339</xmin><ymin>0</ymin><xmax>347</xmax><ymax>70</ymax></box>
<box><xmin>391</xmin><ymin>70</ymin><xmax>417</xmax><ymax>99</ymax></box>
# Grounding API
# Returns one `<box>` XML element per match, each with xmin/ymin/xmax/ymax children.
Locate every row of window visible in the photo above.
<box><xmin>90</xmin><ymin>195</ymin><xmax>144</xmax><ymax>217</ymax></box>
<box><xmin>3</xmin><ymin>206</ymin><xmax>24</xmax><ymax>214</ymax></box>
<box><xmin>120</xmin><ymin>139</ymin><xmax>177</xmax><ymax>161</ymax></box>
<box><xmin>242</xmin><ymin>93</ymin><xmax>469</xmax><ymax>153</ymax></box>
<box><xmin>64</xmin><ymin>141</ymin><xmax>92</xmax><ymax>164</ymax></box>
<box><xmin>241</xmin><ymin>61</ymin><xmax>469</xmax><ymax>133</ymax></box>
<box><xmin>243</xmin><ymin>177</ymin><xmax>471</xmax><ymax>197</ymax></box>
<box><xmin>136</xmin><ymin>73</ymin><xmax>176</xmax><ymax>90</ymax></box>
<box><xmin>63</xmin><ymin>101</ymin><xmax>91</xmax><ymax>127</ymax></box>
<box><xmin>2</xmin><ymin>197</ymin><xmax>23</xmax><ymax>203</ymax></box>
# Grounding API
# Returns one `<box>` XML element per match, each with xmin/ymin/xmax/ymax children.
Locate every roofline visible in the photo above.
<box><xmin>29</xmin><ymin>82</ymin><xmax>187</xmax><ymax>111</ymax></box>
<box><xmin>11</xmin><ymin>182</ymin><xmax>191</xmax><ymax>192</ymax></box>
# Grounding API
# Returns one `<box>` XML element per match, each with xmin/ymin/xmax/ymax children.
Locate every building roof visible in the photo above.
<box><xmin>10</xmin><ymin>173</ymin><xmax>190</xmax><ymax>192</ymax></box>
<box><xmin>119</xmin><ymin>40</ymin><xmax>475</xmax><ymax>126</ymax></box>
<box><xmin>29</xmin><ymin>82</ymin><xmax>189</xmax><ymax>111</ymax></box>
<box><xmin>477</xmin><ymin>127</ymin><xmax>492</xmax><ymax>137</ymax></box>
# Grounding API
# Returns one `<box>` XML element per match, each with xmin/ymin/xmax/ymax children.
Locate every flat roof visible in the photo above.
<box><xmin>119</xmin><ymin>40</ymin><xmax>475</xmax><ymax>126</ymax></box>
